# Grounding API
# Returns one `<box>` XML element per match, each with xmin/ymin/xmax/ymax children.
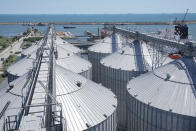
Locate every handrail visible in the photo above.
<box><xmin>105</xmin><ymin>25</ymin><xmax>196</xmax><ymax>57</ymax></box>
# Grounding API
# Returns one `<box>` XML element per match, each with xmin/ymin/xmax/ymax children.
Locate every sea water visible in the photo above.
<box><xmin>0</xmin><ymin>14</ymin><xmax>196</xmax><ymax>40</ymax></box>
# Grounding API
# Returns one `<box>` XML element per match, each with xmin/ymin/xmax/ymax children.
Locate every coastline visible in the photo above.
<box><xmin>1</xmin><ymin>20</ymin><xmax>196</xmax><ymax>25</ymax></box>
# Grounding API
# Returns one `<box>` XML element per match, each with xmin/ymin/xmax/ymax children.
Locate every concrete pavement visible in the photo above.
<box><xmin>0</xmin><ymin>33</ymin><xmax>31</xmax><ymax>74</ymax></box>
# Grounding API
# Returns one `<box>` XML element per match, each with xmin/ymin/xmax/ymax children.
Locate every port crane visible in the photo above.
<box><xmin>174</xmin><ymin>9</ymin><xmax>189</xmax><ymax>39</ymax></box>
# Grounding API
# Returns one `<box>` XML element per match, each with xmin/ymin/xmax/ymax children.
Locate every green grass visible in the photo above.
<box><xmin>34</xmin><ymin>28</ymin><xmax>41</xmax><ymax>34</ymax></box>
<box><xmin>23</xmin><ymin>37</ymin><xmax>42</xmax><ymax>43</ymax></box>
<box><xmin>0</xmin><ymin>35</ymin><xmax>22</xmax><ymax>53</ymax></box>
<box><xmin>23</xmin><ymin>28</ymin><xmax>31</xmax><ymax>36</ymax></box>
<box><xmin>0</xmin><ymin>36</ymin><xmax>14</xmax><ymax>52</ymax></box>
<box><xmin>21</xmin><ymin>37</ymin><xmax>42</xmax><ymax>49</ymax></box>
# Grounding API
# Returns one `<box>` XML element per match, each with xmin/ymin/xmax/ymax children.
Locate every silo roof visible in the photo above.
<box><xmin>8</xmin><ymin>42</ymin><xmax>85</xmax><ymax>77</ymax></box>
<box><xmin>55</xmin><ymin>36</ymin><xmax>81</xmax><ymax>54</ymax></box>
<box><xmin>7</xmin><ymin>52</ymin><xmax>36</xmax><ymax>76</ymax></box>
<box><xmin>0</xmin><ymin>74</ymin><xmax>28</xmax><ymax>128</ymax></box>
<box><xmin>56</xmin><ymin>46</ymin><xmax>91</xmax><ymax>74</ymax></box>
<box><xmin>88</xmin><ymin>34</ymin><xmax>122</xmax><ymax>54</ymax></box>
<box><xmin>21</xmin><ymin>39</ymin><xmax>42</xmax><ymax>57</ymax></box>
<box><xmin>127</xmin><ymin>57</ymin><xmax>196</xmax><ymax>117</ymax></box>
<box><xmin>55</xmin><ymin>65</ymin><xmax>117</xmax><ymax>131</ymax></box>
<box><xmin>101</xmin><ymin>42</ymin><xmax>152</xmax><ymax>71</ymax></box>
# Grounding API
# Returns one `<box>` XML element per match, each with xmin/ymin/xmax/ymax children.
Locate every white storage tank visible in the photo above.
<box><xmin>88</xmin><ymin>34</ymin><xmax>123</xmax><ymax>83</ymax></box>
<box><xmin>7</xmin><ymin>52</ymin><xmax>36</xmax><ymax>83</ymax></box>
<box><xmin>21</xmin><ymin>40</ymin><xmax>42</xmax><ymax>58</ymax></box>
<box><xmin>100</xmin><ymin>40</ymin><xmax>152</xmax><ymax>130</ymax></box>
<box><xmin>56</xmin><ymin>46</ymin><xmax>92</xmax><ymax>79</ymax></box>
<box><xmin>0</xmin><ymin>73</ymin><xmax>30</xmax><ymax>129</ymax></box>
<box><xmin>55</xmin><ymin>65</ymin><xmax>118</xmax><ymax>131</ymax></box>
<box><xmin>21</xmin><ymin>37</ymin><xmax>82</xmax><ymax>58</ymax></box>
<box><xmin>55</xmin><ymin>36</ymin><xmax>82</xmax><ymax>56</ymax></box>
<box><xmin>100</xmin><ymin>40</ymin><xmax>173</xmax><ymax>130</ymax></box>
<box><xmin>126</xmin><ymin>57</ymin><xmax>196</xmax><ymax>131</ymax></box>
<box><xmin>7</xmin><ymin>44</ymin><xmax>91</xmax><ymax>83</ymax></box>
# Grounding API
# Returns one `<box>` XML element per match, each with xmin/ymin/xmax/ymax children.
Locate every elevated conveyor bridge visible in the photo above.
<box><xmin>4</xmin><ymin>25</ymin><xmax>64</xmax><ymax>131</ymax></box>
<box><xmin>105</xmin><ymin>26</ymin><xmax>196</xmax><ymax>57</ymax></box>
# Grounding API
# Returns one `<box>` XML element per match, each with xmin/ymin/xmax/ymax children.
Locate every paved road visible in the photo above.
<box><xmin>0</xmin><ymin>33</ymin><xmax>31</xmax><ymax>74</ymax></box>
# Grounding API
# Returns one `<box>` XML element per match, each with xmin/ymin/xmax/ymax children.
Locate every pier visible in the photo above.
<box><xmin>1</xmin><ymin>20</ymin><xmax>196</xmax><ymax>25</ymax></box>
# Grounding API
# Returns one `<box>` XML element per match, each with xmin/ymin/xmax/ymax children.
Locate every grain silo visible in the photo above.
<box><xmin>88</xmin><ymin>34</ymin><xmax>123</xmax><ymax>83</ymax></box>
<box><xmin>21</xmin><ymin>36</ymin><xmax>82</xmax><ymax>58</ymax></box>
<box><xmin>126</xmin><ymin>57</ymin><xmax>196</xmax><ymax>131</ymax></box>
<box><xmin>7</xmin><ymin>52</ymin><xmax>36</xmax><ymax>83</ymax></box>
<box><xmin>7</xmin><ymin>44</ymin><xmax>91</xmax><ymax>83</ymax></box>
<box><xmin>55</xmin><ymin>65</ymin><xmax>118</xmax><ymax>131</ymax></box>
<box><xmin>0</xmin><ymin>73</ymin><xmax>30</xmax><ymax>129</ymax></box>
<box><xmin>100</xmin><ymin>40</ymin><xmax>153</xmax><ymax>131</ymax></box>
<box><xmin>55</xmin><ymin>36</ymin><xmax>82</xmax><ymax>56</ymax></box>
<box><xmin>100</xmin><ymin>40</ymin><xmax>173</xmax><ymax>130</ymax></box>
<box><xmin>21</xmin><ymin>40</ymin><xmax>42</xmax><ymax>58</ymax></box>
<box><xmin>56</xmin><ymin>46</ymin><xmax>92</xmax><ymax>79</ymax></box>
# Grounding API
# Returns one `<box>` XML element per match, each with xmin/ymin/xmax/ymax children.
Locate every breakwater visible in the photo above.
<box><xmin>1</xmin><ymin>20</ymin><xmax>196</xmax><ymax>25</ymax></box>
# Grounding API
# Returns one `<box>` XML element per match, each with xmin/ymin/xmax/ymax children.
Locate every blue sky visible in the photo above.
<box><xmin>0</xmin><ymin>0</ymin><xmax>196</xmax><ymax>14</ymax></box>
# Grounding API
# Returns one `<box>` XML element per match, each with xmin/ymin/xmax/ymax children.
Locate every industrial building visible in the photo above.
<box><xmin>1</xmin><ymin>25</ymin><xmax>118</xmax><ymax>131</ymax></box>
<box><xmin>100</xmin><ymin>38</ymin><xmax>174</xmax><ymax>130</ymax></box>
<box><xmin>126</xmin><ymin>57</ymin><xmax>196</xmax><ymax>131</ymax></box>
<box><xmin>1</xmin><ymin>24</ymin><xmax>196</xmax><ymax>131</ymax></box>
<box><xmin>21</xmin><ymin>40</ymin><xmax>42</xmax><ymax>58</ymax></box>
<box><xmin>55</xmin><ymin>65</ymin><xmax>117</xmax><ymax>131</ymax></box>
<box><xmin>7</xmin><ymin>38</ymin><xmax>90</xmax><ymax>82</ymax></box>
<box><xmin>7</xmin><ymin>51</ymin><xmax>36</xmax><ymax>83</ymax></box>
<box><xmin>56</xmin><ymin>46</ymin><xmax>92</xmax><ymax>79</ymax></box>
<box><xmin>21</xmin><ymin>36</ymin><xmax>82</xmax><ymax>58</ymax></box>
<box><xmin>55</xmin><ymin>36</ymin><xmax>82</xmax><ymax>56</ymax></box>
<box><xmin>100</xmin><ymin>40</ymin><xmax>151</xmax><ymax>130</ymax></box>
<box><xmin>0</xmin><ymin>73</ymin><xmax>32</xmax><ymax>130</ymax></box>
<box><xmin>88</xmin><ymin>34</ymin><xmax>124</xmax><ymax>83</ymax></box>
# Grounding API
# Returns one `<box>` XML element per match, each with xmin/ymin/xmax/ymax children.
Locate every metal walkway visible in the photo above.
<box><xmin>4</xmin><ymin>25</ymin><xmax>63</xmax><ymax>131</ymax></box>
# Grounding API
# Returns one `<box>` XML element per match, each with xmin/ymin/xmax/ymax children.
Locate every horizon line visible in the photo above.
<box><xmin>0</xmin><ymin>13</ymin><xmax>196</xmax><ymax>15</ymax></box>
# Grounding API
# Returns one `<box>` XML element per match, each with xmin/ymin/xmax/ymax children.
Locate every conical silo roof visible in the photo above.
<box><xmin>55</xmin><ymin>36</ymin><xmax>82</xmax><ymax>55</ymax></box>
<box><xmin>101</xmin><ymin>42</ymin><xmax>151</xmax><ymax>71</ymax></box>
<box><xmin>56</xmin><ymin>46</ymin><xmax>92</xmax><ymax>79</ymax></box>
<box><xmin>21</xmin><ymin>39</ymin><xmax>42</xmax><ymax>57</ymax></box>
<box><xmin>8</xmin><ymin>43</ymin><xmax>89</xmax><ymax>81</ymax></box>
<box><xmin>100</xmin><ymin>40</ymin><xmax>173</xmax><ymax>130</ymax></box>
<box><xmin>7</xmin><ymin>52</ymin><xmax>36</xmax><ymax>77</ymax></box>
<box><xmin>88</xmin><ymin>34</ymin><xmax>123</xmax><ymax>54</ymax></box>
<box><xmin>127</xmin><ymin>57</ymin><xmax>196</xmax><ymax>117</ymax></box>
<box><xmin>88</xmin><ymin>34</ymin><xmax>124</xmax><ymax>83</ymax></box>
<box><xmin>55</xmin><ymin>65</ymin><xmax>117</xmax><ymax>131</ymax></box>
<box><xmin>101</xmin><ymin>41</ymin><xmax>173</xmax><ymax>71</ymax></box>
<box><xmin>0</xmin><ymin>73</ymin><xmax>29</xmax><ymax>128</ymax></box>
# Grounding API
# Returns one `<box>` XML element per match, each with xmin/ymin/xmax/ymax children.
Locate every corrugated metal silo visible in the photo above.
<box><xmin>0</xmin><ymin>73</ymin><xmax>29</xmax><ymax>129</ymax></box>
<box><xmin>100</xmin><ymin>40</ymin><xmax>153</xmax><ymax>130</ymax></box>
<box><xmin>126</xmin><ymin>57</ymin><xmax>196</xmax><ymax>131</ymax></box>
<box><xmin>56</xmin><ymin>46</ymin><xmax>92</xmax><ymax>79</ymax></box>
<box><xmin>55</xmin><ymin>36</ymin><xmax>82</xmax><ymax>56</ymax></box>
<box><xmin>21</xmin><ymin>37</ymin><xmax>82</xmax><ymax>58</ymax></box>
<box><xmin>21</xmin><ymin>40</ymin><xmax>42</xmax><ymax>58</ymax></box>
<box><xmin>7</xmin><ymin>44</ymin><xmax>91</xmax><ymax>83</ymax></box>
<box><xmin>55</xmin><ymin>65</ymin><xmax>118</xmax><ymax>131</ymax></box>
<box><xmin>7</xmin><ymin>52</ymin><xmax>36</xmax><ymax>83</ymax></box>
<box><xmin>100</xmin><ymin>40</ymin><xmax>173</xmax><ymax>130</ymax></box>
<box><xmin>88</xmin><ymin>34</ymin><xmax>123</xmax><ymax>83</ymax></box>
